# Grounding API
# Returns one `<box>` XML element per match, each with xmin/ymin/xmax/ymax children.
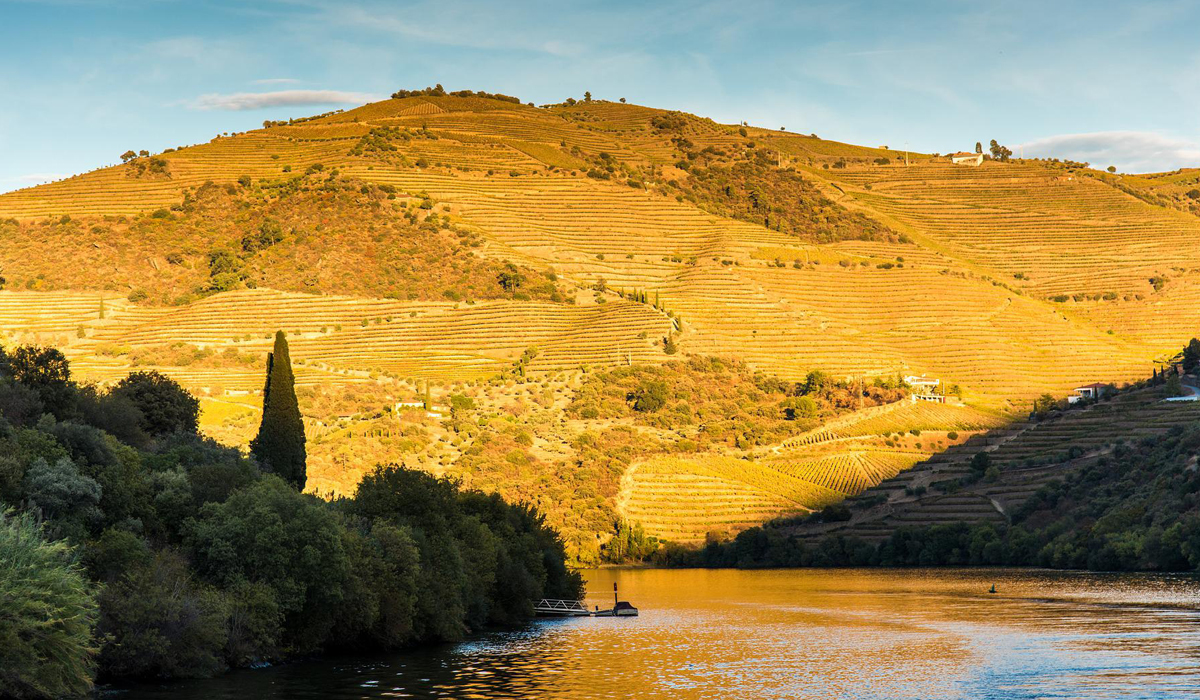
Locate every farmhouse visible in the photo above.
<box><xmin>1067</xmin><ymin>382</ymin><xmax>1109</xmax><ymax>404</ymax></box>
<box><xmin>950</xmin><ymin>151</ymin><xmax>984</xmax><ymax>166</ymax></box>
<box><xmin>904</xmin><ymin>375</ymin><xmax>946</xmax><ymax>403</ymax></box>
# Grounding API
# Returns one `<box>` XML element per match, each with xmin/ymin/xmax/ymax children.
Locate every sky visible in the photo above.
<box><xmin>2</xmin><ymin>0</ymin><xmax>1199</xmax><ymax>193</ymax></box>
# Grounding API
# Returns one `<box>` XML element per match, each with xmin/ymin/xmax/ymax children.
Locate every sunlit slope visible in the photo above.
<box><xmin>620</xmin><ymin>400</ymin><xmax>1003</xmax><ymax>543</ymax></box>
<box><xmin>0</xmin><ymin>95</ymin><xmax>1186</xmax><ymax>406</ymax></box>
<box><xmin>822</xmin><ymin>161</ymin><xmax>1200</xmax><ymax>299</ymax></box>
<box><xmin>0</xmin><ymin>288</ymin><xmax>673</xmax><ymax>389</ymax></box>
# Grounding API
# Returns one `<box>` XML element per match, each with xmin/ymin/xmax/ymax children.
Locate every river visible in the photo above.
<box><xmin>109</xmin><ymin>568</ymin><xmax>1200</xmax><ymax>699</ymax></box>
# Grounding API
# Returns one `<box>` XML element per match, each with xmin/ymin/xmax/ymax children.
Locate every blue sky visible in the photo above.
<box><xmin>2</xmin><ymin>0</ymin><xmax>1199</xmax><ymax>192</ymax></box>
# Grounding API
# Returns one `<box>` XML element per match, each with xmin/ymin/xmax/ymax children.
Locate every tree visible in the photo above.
<box><xmin>630</xmin><ymin>380</ymin><xmax>668</xmax><ymax>412</ymax></box>
<box><xmin>583</xmin><ymin>91</ymin><xmax>592</xmax><ymax>102</ymax></box>
<box><xmin>497</xmin><ymin>264</ymin><xmax>524</xmax><ymax>292</ymax></box>
<box><xmin>3</xmin><ymin>346</ymin><xmax>75</xmax><ymax>418</ymax></box>
<box><xmin>0</xmin><ymin>512</ymin><xmax>98</xmax><ymax>700</ymax></box>
<box><xmin>975</xmin><ymin>142</ymin><xmax>982</xmax><ymax>154</ymax></box>
<box><xmin>250</xmin><ymin>332</ymin><xmax>306</xmax><ymax>489</ymax></box>
<box><xmin>619</xmin><ymin>97</ymin><xmax>626</xmax><ymax>103</ymax></box>
<box><xmin>111</xmin><ymin>371</ymin><xmax>200</xmax><ymax>437</ymax></box>
<box><xmin>1032</xmin><ymin>393</ymin><xmax>1058</xmax><ymax>417</ymax></box>
<box><xmin>989</xmin><ymin>139</ymin><xmax>1012</xmax><ymax>162</ymax></box>
<box><xmin>186</xmin><ymin>476</ymin><xmax>347</xmax><ymax>653</ymax></box>
<box><xmin>120</xmin><ymin>150</ymin><xmax>137</xmax><ymax>163</ymax></box>
<box><xmin>1107</xmin><ymin>166</ymin><xmax>1117</xmax><ymax>173</ymax></box>
<box><xmin>1183</xmin><ymin>338</ymin><xmax>1200</xmax><ymax>372</ymax></box>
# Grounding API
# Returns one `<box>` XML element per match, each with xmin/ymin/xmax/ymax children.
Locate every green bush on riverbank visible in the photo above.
<box><xmin>0</xmin><ymin>345</ymin><xmax>581</xmax><ymax>699</ymax></box>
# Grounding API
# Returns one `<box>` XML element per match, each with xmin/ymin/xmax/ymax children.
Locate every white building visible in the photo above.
<box><xmin>950</xmin><ymin>152</ymin><xmax>984</xmax><ymax>166</ymax></box>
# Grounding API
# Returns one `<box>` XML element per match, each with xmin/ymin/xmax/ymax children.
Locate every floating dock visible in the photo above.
<box><xmin>535</xmin><ymin>583</ymin><xmax>639</xmax><ymax>617</ymax></box>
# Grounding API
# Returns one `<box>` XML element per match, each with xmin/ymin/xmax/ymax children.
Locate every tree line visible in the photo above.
<box><xmin>0</xmin><ymin>334</ymin><xmax>580</xmax><ymax>699</ymax></box>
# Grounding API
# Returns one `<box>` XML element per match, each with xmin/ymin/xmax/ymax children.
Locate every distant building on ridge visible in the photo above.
<box><xmin>950</xmin><ymin>152</ymin><xmax>984</xmax><ymax>166</ymax></box>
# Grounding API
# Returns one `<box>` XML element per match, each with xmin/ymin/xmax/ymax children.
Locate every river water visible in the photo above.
<box><xmin>110</xmin><ymin>568</ymin><xmax>1200</xmax><ymax>699</ymax></box>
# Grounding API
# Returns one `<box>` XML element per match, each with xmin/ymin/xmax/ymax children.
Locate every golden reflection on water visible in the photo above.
<box><xmin>116</xmin><ymin>568</ymin><xmax>1200</xmax><ymax>700</ymax></box>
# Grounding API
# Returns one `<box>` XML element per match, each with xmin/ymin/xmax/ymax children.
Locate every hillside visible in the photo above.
<box><xmin>679</xmin><ymin>371</ymin><xmax>1200</xmax><ymax>571</ymax></box>
<box><xmin>4</xmin><ymin>90</ymin><xmax>1200</xmax><ymax>556</ymax></box>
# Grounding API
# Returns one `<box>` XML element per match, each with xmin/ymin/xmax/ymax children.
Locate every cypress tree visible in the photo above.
<box><xmin>250</xmin><ymin>331</ymin><xmax>306</xmax><ymax>489</ymax></box>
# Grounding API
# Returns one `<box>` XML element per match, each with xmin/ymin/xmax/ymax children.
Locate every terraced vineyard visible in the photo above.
<box><xmin>789</xmin><ymin>384</ymin><xmax>1200</xmax><ymax>545</ymax></box>
<box><xmin>4</xmin><ymin>92</ymin><xmax>1198</xmax><ymax>550</ymax></box>
<box><xmin>619</xmin><ymin>399</ymin><xmax>1002</xmax><ymax>542</ymax></box>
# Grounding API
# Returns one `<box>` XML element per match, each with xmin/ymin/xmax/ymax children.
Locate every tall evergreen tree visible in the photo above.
<box><xmin>250</xmin><ymin>331</ymin><xmax>306</xmax><ymax>489</ymax></box>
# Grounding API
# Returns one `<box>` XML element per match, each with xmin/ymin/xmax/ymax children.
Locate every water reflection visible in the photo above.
<box><xmin>110</xmin><ymin>568</ymin><xmax>1200</xmax><ymax>700</ymax></box>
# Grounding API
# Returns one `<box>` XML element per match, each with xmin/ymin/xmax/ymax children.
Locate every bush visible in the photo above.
<box><xmin>111</xmin><ymin>370</ymin><xmax>200</xmax><ymax>437</ymax></box>
<box><xmin>0</xmin><ymin>512</ymin><xmax>98</xmax><ymax>699</ymax></box>
<box><xmin>630</xmin><ymin>381</ymin><xmax>668</xmax><ymax>412</ymax></box>
<box><xmin>97</xmin><ymin>549</ymin><xmax>229</xmax><ymax>679</ymax></box>
<box><xmin>186</xmin><ymin>476</ymin><xmax>349</xmax><ymax>653</ymax></box>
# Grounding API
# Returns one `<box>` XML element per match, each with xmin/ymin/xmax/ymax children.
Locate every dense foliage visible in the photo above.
<box><xmin>0</xmin><ymin>512</ymin><xmax>98</xmax><ymax>699</ymax></box>
<box><xmin>0</xmin><ymin>344</ymin><xmax>581</xmax><ymax>698</ymax></box>
<box><xmin>669</xmin><ymin>155</ymin><xmax>902</xmax><ymax>243</ymax></box>
<box><xmin>250</xmin><ymin>332</ymin><xmax>306</xmax><ymax>488</ymax></box>
<box><xmin>568</xmin><ymin>358</ymin><xmax>906</xmax><ymax>450</ymax></box>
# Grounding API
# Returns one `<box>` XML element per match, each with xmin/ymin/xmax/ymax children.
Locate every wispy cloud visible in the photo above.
<box><xmin>253</xmin><ymin>78</ymin><xmax>301</xmax><ymax>85</ymax></box>
<box><xmin>187</xmin><ymin>89</ymin><xmax>382</xmax><ymax>111</ymax></box>
<box><xmin>1018</xmin><ymin>131</ymin><xmax>1200</xmax><ymax>173</ymax></box>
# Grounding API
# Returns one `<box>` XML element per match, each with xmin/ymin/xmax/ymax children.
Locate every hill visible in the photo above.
<box><xmin>677</xmin><ymin>366</ymin><xmax>1200</xmax><ymax>571</ymax></box>
<box><xmin>4</xmin><ymin>90</ymin><xmax>1199</xmax><ymax>556</ymax></box>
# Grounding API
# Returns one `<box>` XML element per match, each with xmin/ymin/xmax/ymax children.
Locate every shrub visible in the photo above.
<box><xmin>111</xmin><ymin>371</ymin><xmax>200</xmax><ymax>437</ymax></box>
<box><xmin>96</xmin><ymin>549</ymin><xmax>229</xmax><ymax>679</ymax></box>
<box><xmin>630</xmin><ymin>381</ymin><xmax>668</xmax><ymax>412</ymax></box>
<box><xmin>0</xmin><ymin>512</ymin><xmax>98</xmax><ymax>699</ymax></box>
<box><xmin>186</xmin><ymin>476</ymin><xmax>349</xmax><ymax>653</ymax></box>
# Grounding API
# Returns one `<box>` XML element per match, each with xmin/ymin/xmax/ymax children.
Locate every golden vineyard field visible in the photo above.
<box><xmin>3</xmin><ymin>93</ymin><xmax>1198</xmax><ymax>554</ymax></box>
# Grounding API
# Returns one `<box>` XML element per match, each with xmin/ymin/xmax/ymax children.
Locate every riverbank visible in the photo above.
<box><xmin>107</xmin><ymin>567</ymin><xmax>1200</xmax><ymax>700</ymax></box>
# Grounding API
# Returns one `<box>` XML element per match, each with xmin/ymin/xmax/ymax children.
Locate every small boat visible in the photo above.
<box><xmin>592</xmin><ymin>582</ymin><xmax>639</xmax><ymax>617</ymax></box>
<box><xmin>593</xmin><ymin>602</ymin><xmax>639</xmax><ymax>617</ymax></box>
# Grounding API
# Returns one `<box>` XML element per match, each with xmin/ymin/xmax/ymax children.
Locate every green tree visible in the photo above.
<box><xmin>111</xmin><ymin>370</ymin><xmax>200</xmax><ymax>437</ymax></box>
<box><xmin>0</xmin><ymin>512</ymin><xmax>98</xmax><ymax>699</ymax></box>
<box><xmin>186</xmin><ymin>476</ymin><xmax>348</xmax><ymax>653</ymax></box>
<box><xmin>989</xmin><ymin>139</ymin><xmax>1012</xmax><ymax>162</ymax></box>
<box><xmin>3</xmin><ymin>346</ymin><xmax>75</xmax><ymax>418</ymax></box>
<box><xmin>497</xmin><ymin>264</ymin><xmax>525</xmax><ymax>292</ymax></box>
<box><xmin>250</xmin><ymin>332</ymin><xmax>306</xmax><ymax>489</ymax></box>
<box><xmin>630</xmin><ymin>380</ymin><xmax>668</xmax><ymax>412</ymax></box>
<box><xmin>1032</xmin><ymin>393</ymin><xmax>1058</xmax><ymax>417</ymax></box>
<box><xmin>96</xmin><ymin>549</ymin><xmax>229</xmax><ymax>679</ymax></box>
<box><xmin>1182</xmin><ymin>338</ymin><xmax>1200</xmax><ymax>372</ymax></box>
